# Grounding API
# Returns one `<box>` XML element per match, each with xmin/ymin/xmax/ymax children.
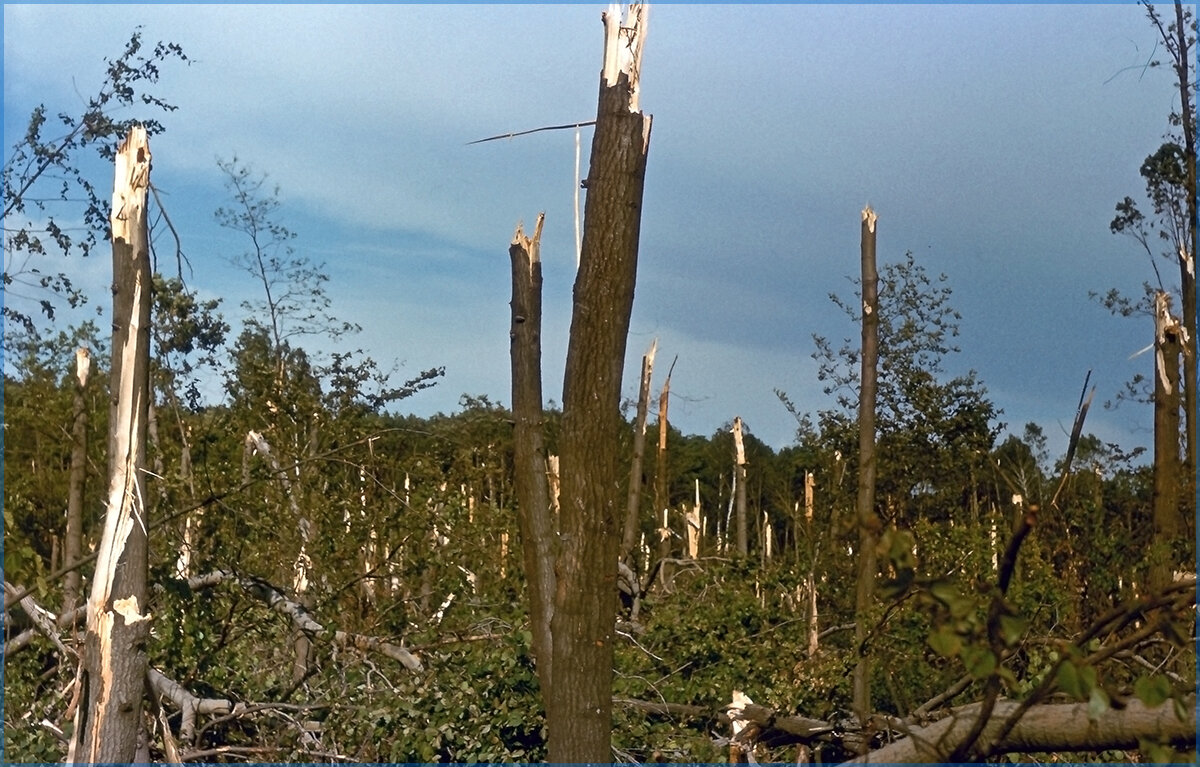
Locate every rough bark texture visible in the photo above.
<box><xmin>839</xmin><ymin>698</ymin><xmax>1195</xmax><ymax>764</ymax></box>
<box><xmin>549</xmin><ymin>5</ymin><xmax>651</xmax><ymax>760</ymax></box>
<box><xmin>71</xmin><ymin>127</ymin><xmax>153</xmax><ymax>764</ymax></box>
<box><xmin>851</xmin><ymin>206</ymin><xmax>880</xmax><ymax>731</ymax></box>
<box><xmin>64</xmin><ymin>347</ymin><xmax>91</xmax><ymax>616</ymax></box>
<box><xmin>1150</xmin><ymin>290</ymin><xmax>1183</xmax><ymax>592</ymax></box>
<box><xmin>508</xmin><ymin>214</ymin><xmax>557</xmax><ymax>695</ymax></box>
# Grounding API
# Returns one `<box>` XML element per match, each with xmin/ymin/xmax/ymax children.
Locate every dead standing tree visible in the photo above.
<box><xmin>1150</xmin><ymin>290</ymin><xmax>1184</xmax><ymax>592</ymax></box>
<box><xmin>68</xmin><ymin>126</ymin><xmax>153</xmax><ymax>764</ymax></box>
<box><xmin>508</xmin><ymin>213</ymin><xmax>557</xmax><ymax>698</ymax></box>
<box><xmin>851</xmin><ymin>205</ymin><xmax>880</xmax><ymax>734</ymax></box>
<box><xmin>506</xmin><ymin>4</ymin><xmax>652</xmax><ymax>761</ymax></box>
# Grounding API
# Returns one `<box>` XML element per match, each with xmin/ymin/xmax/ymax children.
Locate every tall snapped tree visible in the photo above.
<box><xmin>68</xmin><ymin>127</ymin><xmax>153</xmax><ymax>764</ymax></box>
<box><xmin>851</xmin><ymin>206</ymin><xmax>880</xmax><ymax>733</ymax></box>
<box><xmin>1109</xmin><ymin>2</ymin><xmax>1196</xmax><ymax>476</ymax></box>
<box><xmin>550</xmin><ymin>3</ymin><xmax>652</xmax><ymax>760</ymax></box>
<box><xmin>508</xmin><ymin>213</ymin><xmax>556</xmax><ymax>697</ymax></box>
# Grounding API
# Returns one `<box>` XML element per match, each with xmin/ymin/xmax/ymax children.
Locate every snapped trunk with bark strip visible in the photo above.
<box><xmin>69</xmin><ymin>126</ymin><xmax>153</xmax><ymax>765</ymax></box>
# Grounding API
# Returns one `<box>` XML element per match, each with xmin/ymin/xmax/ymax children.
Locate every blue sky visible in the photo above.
<box><xmin>2</xmin><ymin>3</ymin><xmax>1187</xmax><ymax>458</ymax></box>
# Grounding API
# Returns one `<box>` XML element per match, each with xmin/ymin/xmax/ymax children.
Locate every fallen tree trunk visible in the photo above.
<box><xmin>840</xmin><ymin>698</ymin><xmax>1195</xmax><ymax>764</ymax></box>
<box><xmin>184</xmin><ymin>570</ymin><xmax>422</xmax><ymax>672</ymax></box>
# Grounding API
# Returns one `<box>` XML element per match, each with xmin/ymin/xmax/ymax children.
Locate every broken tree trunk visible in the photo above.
<box><xmin>804</xmin><ymin>470</ymin><xmax>819</xmax><ymax>656</ymax></box>
<box><xmin>63</xmin><ymin>346</ymin><xmax>91</xmax><ymax>617</ymax></box>
<box><xmin>621</xmin><ymin>339</ymin><xmax>656</xmax><ymax>563</ymax></box>
<box><xmin>733</xmin><ymin>416</ymin><xmax>749</xmax><ymax>557</ymax></box>
<box><xmin>852</xmin><ymin>205</ymin><xmax>881</xmax><ymax>734</ymax></box>
<box><xmin>508</xmin><ymin>213</ymin><xmax>557</xmax><ymax>695</ymax></box>
<box><xmin>654</xmin><ymin>356</ymin><xmax>675</xmax><ymax>565</ymax></box>
<box><xmin>550</xmin><ymin>3</ymin><xmax>652</xmax><ymax>761</ymax></box>
<box><xmin>69</xmin><ymin>127</ymin><xmax>153</xmax><ymax>765</ymax></box>
<box><xmin>1150</xmin><ymin>290</ymin><xmax>1183</xmax><ymax>593</ymax></box>
<box><xmin>839</xmin><ymin>698</ymin><xmax>1194</xmax><ymax>764</ymax></box>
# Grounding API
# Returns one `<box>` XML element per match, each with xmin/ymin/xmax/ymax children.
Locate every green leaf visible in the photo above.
<box><xmin>1133</xmin><ymin>674</ymin><xmax>1171</xmax><ymax>708</ymax></box>
<box><xmin>928</xmin><ymin>624</ymin><xmax>962</xmax><ymax>658</ymax></box>
<box><xmin>1056</xmin><ymin>661</ymin><xmax>1083</xmax><ymax>699</ymax></box>
<box><xmin>962</xmin><ymin>645</ymin><xmax>996</xmax><ymax>680</ymax></box>
<box><xmin>997</xmin><ymin>613</ymin><xmax>1027</xmax><ymax>647</ymax></box>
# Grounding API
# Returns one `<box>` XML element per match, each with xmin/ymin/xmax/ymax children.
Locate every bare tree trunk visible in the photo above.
<box><xmin>508</xmin><ymin>214</ymin><xmax>557</xmax><ymax>695</ymax></box>
<box><xmin>686</xmin><ymin>478</ymin><xmax>701</xmax><ymax>559</ymax></box>
<box><xmin>69</xmin><ymin>127</ymin><xmax>153</xmax><ymax>765</ymax></box>
<box><xmin>549</xmin><ymin>5</ymin><xmax>651</xmax><ymax>760</ymax></box>
<box><xmin>621</xmin><ymin>339</ymin><xmax>656</xmax><ymax>562</ymax></box>
<box><xmin>63</xmin><ymin>347</ymin><xmax>91</xmax><ymax>617</ymax></box>
<box><xmin>1150</xmin><ymin>291</ymin><xmax>1183</xmax><ymax>593</ymax></box>
<box><xmin>733</xmin><ymin>416</ymin><xmax>749</xmax><ymax>558</ymax></box>
<box><xmin>654</xmin><ymin>358</ymin><xmax>675</xmax><ymax>565</ymax></box>
<box><xmin>852</xmin><ymin>205</ymin><xmax>881</xmax><ymax>733</ymax></box>
<box><xmin>804</xmin><ymin>471</ymin><xmax>819</xmax><ymax>656</ymax></box>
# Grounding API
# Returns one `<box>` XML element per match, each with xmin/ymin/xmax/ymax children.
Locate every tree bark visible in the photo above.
<box><xmin>69</xmin><ymin>126</ymin><xmax>153</xmax><ymax>765</ymax></box>
<box><xmin>852</xmin><ymin>205</ymin><xmax>880</xmax><ymax>732</ymax></box>
<box><xmin>1150</xmin><ymin>290</ymin><xmax>1183</xmax><ymax>592</ymax></box>
<box><xmin>549</xmin><ymin>4</ymin><xmax>652</xmax><ymax>760</ymax></box>
<box><xmin>63</xmin><ymin>346</ymin><xmax>91</xmax><ymax>617</ymax></box>
<box><xmin>839</xmin><ymin>698</ymin><xmax>1195</xmax><ymax>764</ymax></box>
<box><xmin>508</xmin><ymin>214</ymin><xmax>557</xmax><ymax>695</ymax></box>
<box><xmin>1170</xmin><ymin>0</ymin><xmax>1196</xmax><ymax>480</ymax></box>
<box><xmin>621</xmin><ymin>339</ymin><xmax>656</xmax><ymax>562</ymax></box>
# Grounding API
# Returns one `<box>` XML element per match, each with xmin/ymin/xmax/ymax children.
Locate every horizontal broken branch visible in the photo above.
<box><xmin>186</xmin><ymin>570</ymin><xmax>422</xmax><ymax>672</ymax></box>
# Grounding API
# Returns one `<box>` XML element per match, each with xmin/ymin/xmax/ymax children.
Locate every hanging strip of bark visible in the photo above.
<box><xmin>851</xmin><ymin>205</ymin><xmax>880</xmax><ymax>734</ymax></box>
<box><xmin>70</xmin><ymin>126</ymin><xmax>154</xmax><ymax>765</ymax></box>
<box><xmin>550</xmin><ymin>3</ymin><xmax>652</xmax><ymax>761</ymax></box>
<box><xmin>621</xmin><ymin>338</ymin><xmax>657</xmax><ymax>563</ymax></box>
<box><xmin>508</xmin><ymin>213</ymin><xmax>557</xmax><ymax>694</ymax></box>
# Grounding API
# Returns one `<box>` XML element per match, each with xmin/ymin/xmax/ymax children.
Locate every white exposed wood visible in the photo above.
<box><xmin>73</xmin><ymin>126</ymin><xmax>153</xmax><ymax>764</ymax></box>
<box><xmin>147</xmin><ymin>667</ymin><xmax>233</xmax><ymax>745</ymax></box>
<box><xmin>732</xmin><ymin>417</ymin><xmax>746</xmax><ymax>466</ymax></box>
<box><xmin>601</xmin><ymin>3</ymin><xmax>648</xmax><ymax>109</ymax></box>
<box><xmin>4</xmin><ymin>581</ymin><xmax>71</xmax><ymax>658</ymax></box>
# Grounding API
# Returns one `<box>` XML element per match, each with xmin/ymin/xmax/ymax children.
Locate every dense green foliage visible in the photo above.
<box><xmin>5</xmin><ymin>284</ymin><xmax>1194</xmax><ymax>760</ymax></box>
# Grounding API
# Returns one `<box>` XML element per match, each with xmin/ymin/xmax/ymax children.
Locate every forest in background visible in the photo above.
<box><xmin>3</xmin><ymin>5</ymin><xmax>1196</xmax><ymax>763</ymax></box>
